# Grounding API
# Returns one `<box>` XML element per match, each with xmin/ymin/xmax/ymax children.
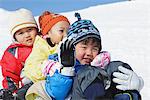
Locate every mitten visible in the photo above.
<box><xmin>91</xmin><ymin>51</ymin><xmax>111</xmax><ymax>69</ymax></box>
<box><xmin>0</xmin><ymin>89</ymin><xmax>14</xmax><ymax>100</ymax></box>
<box><xmin>42</xmin><ymin>60</ymin><xmax>62</xmax><ymax>77</ymax></box>
<box><xmin>58</xmin><ymin>37</ymin><xmax>75</xmax><ymax>76</ymax></box>
<box><xmin>113</xmin><ymin>66</ymin><xmax>144</xmax><ymax>91</ymax></box>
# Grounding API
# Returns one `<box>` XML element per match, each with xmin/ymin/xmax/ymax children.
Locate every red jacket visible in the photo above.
<box><xmin>0</xmin><ymin>43</ymin><xmax>32</xmax><ymax>90</ymax></box>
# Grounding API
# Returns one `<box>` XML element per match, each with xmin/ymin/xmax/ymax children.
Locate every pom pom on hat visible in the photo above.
<box><xmin>9</xmin><ymin>8</ymin><xmax>37</xmax><ymax>37</ymax></box>
<box><xmin>68</xmin><ymin>13</ymin><xmax>102</xmax><ymax>50</ymax></box>
<box><xmin>39</xmin><ymin>11</ymin><xmax>70</xmax><ymax>35</ymax></box>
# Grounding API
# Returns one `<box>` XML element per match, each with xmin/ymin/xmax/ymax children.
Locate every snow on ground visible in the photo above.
<box><xmin>0</xmin><ymin>0</ymin><xmax>150</xmax><ymax>99</ymax></box>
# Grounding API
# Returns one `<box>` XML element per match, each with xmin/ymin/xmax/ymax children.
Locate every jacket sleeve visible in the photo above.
<box><xmin>1</xmin><ymin>47</ymin><xmax>21</xmax><ymax>89</ymax></box>
<box><xmin>114</xmin><ymin>90</ymin><xmax>141</xmax><ymax>100</ymax></box>
<box><xmin>45</xmin><ymin>71</ymin><xmax>73</xmax><ymax>100</ymax></box>
<box><xmin>23</xmin><ymin>36</ymin><xmax>57</xmax><ymax>82</ymax></box>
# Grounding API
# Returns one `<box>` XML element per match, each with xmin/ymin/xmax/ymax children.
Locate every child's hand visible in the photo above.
<box><xmin>58</xmin><ymin>37</ymin><xmax>75</xmax><ymax>67</ymax></box>
<box><xmin>42</xmin><ymin>60</ymin><xmax>62</xmax><ymax>77</ymax></box>
<box><xmin>91</xmin><ymin>51</ymin><xmax>111</xmax><ymax>69</ymax></box>
<box><xmin>113</xmin><ymin>66</ymin><xmax>144</xmax><ymax>91</ymax></box>
<box><xmin>58</xmin><ymin>37</ymin><xmax>75</xmax><ymax>76</ymax></box>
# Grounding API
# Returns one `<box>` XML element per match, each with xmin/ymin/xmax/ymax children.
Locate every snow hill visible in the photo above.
<box><xmin>0</xmin><ymin>0</ymin><xmax>150</xmax><ymax>99</ymax></box>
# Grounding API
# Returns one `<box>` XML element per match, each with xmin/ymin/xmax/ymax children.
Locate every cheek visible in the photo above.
<box><xmin>15</xmin><ymin>35</ymin><xmax>23</xmax><ymax>43</ymax></box>
<box><xmin>75</xmin><ymin>50</ymin><xmax>84</xmax><ymax>61</ymax></box>
<box><xmin>63</xmin><ymin>32</ymin><xmax>67</xmax><ymax>37</ymax></box>
<box><xmin>93</xmin><ymin>52</ymin><xmax>99</xmax><ymax>58</ymax></box>
<box><xmin>31</xmin><ymin>32</ymin><xmax>37</xmax><ymax>38</ymax></box>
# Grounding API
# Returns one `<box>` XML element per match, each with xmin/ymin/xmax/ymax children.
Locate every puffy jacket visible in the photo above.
<box><xmin>71</xmin><ymin>65</ymin><xmax>110</xmax><ymax>100</ymax></box>
<box><xmin>23</xmin><ymin>35</ymin><xmax>57</xmax><ymax>82</ymax></box>
<box><xmin>25</xmin><ymin>80</ymin><xmax>52</xmax><ymax>100</ymax></box>
<box><xmin>0</xmin><ymin>43</ymin><xmax>32</xmax><ymax>91</ymax></box>
<box><xmin>103</xmin><ymin>61</ymin><xmax>142</xmax><ymax>100</ymax></box>
<box><xmin>45</xmin><ymin>71</ymin><xmax>73</xmax><ymax>100</ymax></box>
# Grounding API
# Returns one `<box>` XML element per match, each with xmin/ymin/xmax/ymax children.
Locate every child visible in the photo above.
<box><xmin>24</xmin><ymin>11</ymin><xmax>74</xmax><ymax>100</ymax></box>
<box><xmin>23</xmin><ymin>11</ymin><xmax>71</xmax><ymax>83</ymax></box>
<box><xmin>69</xmin><ymin>13</ymin><xmax>144</xmax><ymax>100</ymax></box>
<box><xmin>0</xmin><ymin>8</ymin><xmax>38</xmax><ymax>99</ymax></box>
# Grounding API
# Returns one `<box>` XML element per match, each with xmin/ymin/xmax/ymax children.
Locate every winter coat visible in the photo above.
<box><xmin>72</xmin><ymin>61</ymin><xmax>141</xmax><ymax>100</ymax></box>
<box><xmin>25</xmin><ymin>80</ymin><xmax>52</xmax><ymax>100</ymax></box>
<box><xmin>102</xmin><ymin>61</ymin><xmax>141</xmax><ymax>100</ymax></box>
<box><xmin>45</xmin><ymin>54</ymin><xmax>110</xmax><ymax>100</ymax></box>
<box><xmin>23</xmin><ymin>35</ymin><xmax>57</xmax><ymax>83</ymax></box>
<box><xmin>71</xmin><ymin>65</ymin><xmax>110</xmax><ymax>100</ymax></box>
<box><xmin>45</xmin><ymin>71</ymin><xmax>73</xmax><ymax>100</ymax></box>
<box><xmin>26</xmin><ymin>72</ymin><xmax>73</xmax><ymax>100</ymax></box>
<box><xmin>46</xmin><ymin>54</ymin><xmax>110</xmax><ymax>100</ymax></box>
<box><xmin>0</xmin><ymin>43</ymin><xmax>32</xmax><ymax>91</ymax></box>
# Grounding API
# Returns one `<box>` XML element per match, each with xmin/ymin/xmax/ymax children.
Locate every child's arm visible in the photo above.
<box><xmin>41</xmin><ymin>59</ymin><xmax>73</xmax><ymax>99</ymax></box>
<box><xmin>42</xmin><ymin>38</ymin><xmax>76</xmax><ymax>99</ymax></box>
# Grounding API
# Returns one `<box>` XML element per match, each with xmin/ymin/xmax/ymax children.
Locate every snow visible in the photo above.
<box><xmin>0</xmin><ymin>0</ymin><xmax>150</xmax><ymax>99</ymax></box>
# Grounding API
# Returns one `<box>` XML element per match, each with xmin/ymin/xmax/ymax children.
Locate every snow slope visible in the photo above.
<box><xmin>0</xmin><ymin>0</ymin><xmax>150</xmax><ymax>99</ymax></box>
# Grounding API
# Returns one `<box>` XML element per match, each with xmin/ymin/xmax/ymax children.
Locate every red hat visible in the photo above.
<box><xmin>39</xmin><ymin>11</ymin><xmax>70</xmax><ymax>35</ymax></box>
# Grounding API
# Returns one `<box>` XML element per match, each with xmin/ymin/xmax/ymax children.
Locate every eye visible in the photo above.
<box><xmin>92</xmin><ymin>47</ymin><xmax>99</xmax><ymax>52</ymax></box>
<box><xmin>27</xmin><ymin>28</ymin><xmax>33</xmax><ymax>32</ymax></box>
<box><xmin>60</xmin><ymin>30</ymin><xmax>63</xmax><ymax>32</ymax></box>
<box><xmin>17</xmin><ymin>32</ymin><xmax>24</xmax><ymax>35</ymax></box>
<box><xmin>59</xmin><ymin>30</ymin><xmax>64</xmax><ymax>33</ymax></box>
<box><xmin>81</xmin><ymin>45</ymin><xmax>87</xmax><ymax>49</ymax></box>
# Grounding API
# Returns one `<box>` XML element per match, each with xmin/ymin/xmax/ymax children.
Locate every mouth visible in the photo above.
<box><xmin>26</xmin><ymin>38</ymin><xmax>33</xmax><ymax>43</ymax></box>
<box><xmin>83</xmin><ymin>58</ymin><xmax>92</xmax><ymax>64</ymax></box>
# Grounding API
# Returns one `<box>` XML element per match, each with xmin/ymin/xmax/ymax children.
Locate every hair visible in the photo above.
<box><xmin>79</xmin><ymin>37</ymin><xmax>101</xmax><ymax>51</ymax></box>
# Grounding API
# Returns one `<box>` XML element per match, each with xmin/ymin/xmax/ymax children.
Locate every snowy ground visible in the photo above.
<box><xmin>0</xmin><ymin>0</ymin><xmax>150</xmax><ymax>99</ymax></box>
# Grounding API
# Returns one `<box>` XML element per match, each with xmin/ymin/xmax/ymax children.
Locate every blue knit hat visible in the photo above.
<box><xmin>68</xmin><ymin>13</ymin><xmax>101</xmax><ymax>50</ymax></box>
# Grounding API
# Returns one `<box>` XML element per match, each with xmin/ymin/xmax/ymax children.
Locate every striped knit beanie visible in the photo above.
<box><xmin>68</xmin><ymin>13</ymin><xmax>102</xmax><ymax>50</ymax></box>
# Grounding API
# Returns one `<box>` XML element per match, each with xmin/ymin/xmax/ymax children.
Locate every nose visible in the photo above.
<box><xmin>86</xmin><ymin>48</ymin><xmax>92</xmax><ymax>57</ymax></box>
<box><xmin>61</xmin><ymin>34</ymin><xmax>67</xmax><ymax>41</ymax></box>
<box><xmin>63</xmin><ymin>34</ymin><xmax>67</xmax><ymax>38</ymax></box>
<box><xmin>24</xmin><ymin>32</ymin><xmax>31</xmax><ymax>38</ymax></box>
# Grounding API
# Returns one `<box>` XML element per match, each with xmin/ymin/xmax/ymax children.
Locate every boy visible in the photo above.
<box><xmin>0</xmin><ymin>8</ymin><xmax>38</xmax><ymax>99</ymax></box>
<box><xmin>23</xmin><ymin>11</ymin><xmax>71</xmax><ymax>83</ymax></box>
<box><xmin>69</xmin><ymin>13</ymin><xmax>143</xmax><ymax>100</ymax></box>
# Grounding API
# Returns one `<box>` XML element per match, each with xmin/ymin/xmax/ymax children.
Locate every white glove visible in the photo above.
<box><xmin>113</xmin><ymin>66</ymin><xmax>144</xmax><ymax>91</ymax></box>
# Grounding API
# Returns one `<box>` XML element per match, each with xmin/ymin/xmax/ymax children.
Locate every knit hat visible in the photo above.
<box><xmin>68</xmin><ymin>13</ymin><xmax>102</xmax><ymax>50</ymax></box>
<box><xmin>9</xmin><ymin>8</ymin><xmax>37</xmax><ymax>37</ymax></box>
<box><xmin>39</xmin><ymin>11</ymin><xmax>70</xmax><ymax>35</ymax></box>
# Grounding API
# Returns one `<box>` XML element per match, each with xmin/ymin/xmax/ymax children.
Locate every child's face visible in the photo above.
<box><xmin>47</xmin><ymin>21</ymin><xmax>70</xmax><ymax>44</ymax></box>
<box><xmin>75</xmin><ymin>38</ymin><xmax>100</xmax><ymax>65</ymax></box>
<box><xmin>14</xmin><ymin>27</ymin><xmax>37</xmax><ymax>46</ymax></box>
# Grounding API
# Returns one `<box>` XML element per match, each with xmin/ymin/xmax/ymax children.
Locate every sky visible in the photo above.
<box><xmin>0</xmin><ymin>0</ymin><xmax>150</xmax><ymax>99</ymax></box>
<box><xmin>0</xmin><ymin>0</ymin><xmax>127</xmax><ymax>16</ymax></box>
